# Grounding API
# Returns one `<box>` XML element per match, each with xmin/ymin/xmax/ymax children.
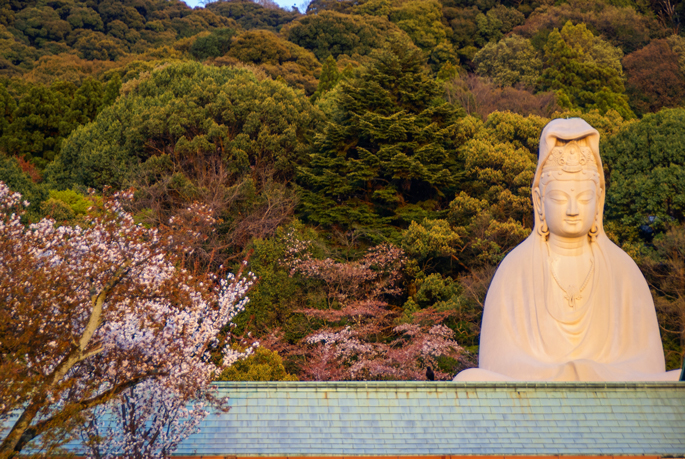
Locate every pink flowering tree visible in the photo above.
<box><xmin>299</xmin><ymin>309</ymin><xmax>464</xmax><ymax>381</ymax></box>
<box><xmin>269</xmin><ymin>232</ymin><xmax>464</xmax><ymax>381</ymax></box>
<box><xmin>0</xmin><ymin>182</ymin><xmax>254</xmax><ymax>457</ymax></box>
<box><xmin>79</xmin><ymin>380</ymin><xmax>212</xmax><ymax>459</ymax></box>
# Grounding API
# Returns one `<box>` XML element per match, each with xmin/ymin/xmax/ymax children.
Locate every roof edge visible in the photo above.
<box><xmin>210</xmin><ymin>381</ymin><xmax>684</xmax><ymax>390</ymax></box>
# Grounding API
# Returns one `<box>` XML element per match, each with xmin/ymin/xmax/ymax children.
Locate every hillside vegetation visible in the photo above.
<box><xmin>1</xmin><ymin>0</ymin><xmax>685</xmax><ymax>380</ymax></box>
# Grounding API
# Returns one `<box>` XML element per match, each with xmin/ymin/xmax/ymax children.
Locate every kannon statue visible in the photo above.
<box><xmin>455</xmin><ymin>118</ymin><xmax>681</xmax><ymax>381</ymax></box>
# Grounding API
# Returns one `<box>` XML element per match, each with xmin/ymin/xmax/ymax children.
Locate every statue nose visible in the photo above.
<box><xmin>567</xmin><ymin>199</ymin><xmax>579</xmax><ymax>215</ymax></box>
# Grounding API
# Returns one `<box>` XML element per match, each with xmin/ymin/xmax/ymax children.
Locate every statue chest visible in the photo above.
<box><xmin>544</xmin><ymin>251</ymin><xmax>597</xmax><ymax>331</ymax></box>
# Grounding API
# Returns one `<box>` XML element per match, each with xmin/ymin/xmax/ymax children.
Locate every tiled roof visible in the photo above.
<box><xmin>174</xmin><ymin>381</ymin><xmax>685</xmax><ymax>457</ymax></box>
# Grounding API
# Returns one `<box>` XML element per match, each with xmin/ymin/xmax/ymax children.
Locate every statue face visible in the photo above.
<box><xmin>542</xmin><ymin>179</ymin><xmax>598</xmax><ymax>238</ymax></box>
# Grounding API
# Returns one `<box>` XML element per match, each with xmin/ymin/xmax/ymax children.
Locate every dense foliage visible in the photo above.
<box><xmin>2</xmin><ymin>0</ymin><xmax>685</xmax><ymax>452</ymax></box>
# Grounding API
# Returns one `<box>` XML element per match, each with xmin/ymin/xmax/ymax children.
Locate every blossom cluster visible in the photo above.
<box><xmin>301</xmin><ymin>319</ymin><xmax>464</xmax><ymax>381</ymax></box>
<box><xmin>80</xmin><ymin>381</ymin><xmax>210</xmax><ymax>459</ymax></box>
<box><xmin>282</xmin><ymin>229</ymin><xmax>405</xmax><ymax>305</ymax></box>
<box><xmin>271</xmin><ymin>232</ymin><xmax>465</xmax><ymax>381</ymax></box>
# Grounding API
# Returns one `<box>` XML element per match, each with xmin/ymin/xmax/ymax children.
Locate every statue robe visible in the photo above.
<box><xmin>455</xmin><ymin>234</ymin><xmax>680</xmax><ymax>381</ymax></box>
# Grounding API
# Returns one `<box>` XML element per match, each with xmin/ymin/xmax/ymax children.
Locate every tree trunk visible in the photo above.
<box><xmin>0</xmin><ymin>399</ymin><xmax>43</xmax><ymax>457</ymax></box>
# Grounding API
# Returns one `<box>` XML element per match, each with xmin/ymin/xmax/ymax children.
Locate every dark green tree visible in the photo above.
<box><xmin>602</xmin><ymin>108</ymin><xmax>685</xmax><ymax>235</ymax></box>
<box><xmin>226</xmin><ymin>29</ymin><xmax>319</xmax><ymax>70</ymax></box>
<box><xmin>0</xmin><ymin>78</ymin><xmax>109</xmax><ymax>168</ymax></box>
<box><xmin>473</xmin><ymin>5</ymin><xmax>524</xmax><ymax>46</ymax></box>
<box><xmin>102</xmin><ymin>73</ymin><xmax>121</xmax><ymax>106</ymax></box>
<box><xmin>96</xmin><ymin>0</ymin><xmax>145</xmax><ymax>30</ymax></box>
<box><xmin>297</xmin><ymin>41</ymin><xmax>465</xmax><ymax>238</ymax></box>
<box><xmin>189</xmin><ymin>27</ymin><xmax>236</xmax><ymax>60</ymax></box>
<box><xmin>70</xmin><ymin>77</ymin><xmax>104</xmax><ymax>124</ymax></box>
<box><xmin>311</xmin><ymin>55</ymin><xmax>339</xmax><ymax>101</ymax></box>
<box><xmin>282</xmin><ymin>10</ymin><xmax>408</xmax><ymax>61</ymax></box>
<box><xmin>207</xmin><ymin>0</ymin><xmax>298</xmax><ymax>32</ymax></box>
<box><xmin>0</xmin><ymin>80</ymin><xmax>77</xmax><ymax>167</ymax></box>
<box><xmin>387</xmin><ymin>0</ymin><xmax>447</xmax><ymax>50</ymax></box>
<box><xmin>66</xmin><ymin>6</ymin><xmax>105</xmax><ymax>32</ymax></box>
<box><xmin>14</xmin><ymin>6</ymin><xmax>72</xmax><ymax>46</ymax></box>
<box><xmin>73</xmin><ymin>30</ymin><xmax>125</xmax><ymax>61</ymax></box>
<box><xmin>49</xmin><ymin>62</ymin><xmax>321</xmax><ymax>190</ymax></box>
<box><xmin>48</xmin><ymin>62</ymin><xmax>321</xmax><ymax>259</ymax></box>
<box><xmin>0</xmin><ymin>82</ymin><xmax>16</xmax><ymax>137</ymax></box>
<box><xmin>473</xmin><ymin>35</ymin><xmax>542</xmax><ymax>88</ymax></box>
<box><xmin>443</xmin><ymin>5</ymin><xmax>480</xmax><ymax>50</ymax></box>
<box><xmin>214</xmin><ymin>29</ymin><xmax>321</xmax><ymax>95</ymax></box>
<box><xmin>538</xmin><ymin>22</ymin><xmax>634</xmax><ymax>119</ymax></box>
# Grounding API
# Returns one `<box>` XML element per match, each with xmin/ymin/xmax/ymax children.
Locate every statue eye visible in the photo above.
<box><xmin>548</xmin><ymin>191</ymin><xmax>567</xmax><ymax>203</ymax></box>
<box><xmin>578</xmin><ymin>191</ymin><xmax>594</xmax><ymax>203</ymax></box>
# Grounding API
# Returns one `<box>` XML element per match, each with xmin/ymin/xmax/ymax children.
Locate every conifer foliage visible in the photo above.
<box><xmin>311</xmin><ymin>55</ymin><xmax>340</xmax><ymax>101</ymax></box>
<box><xmin>538</xmin><ymin>22</ymin><xmax>634</xmax><ymax>119</ymax></box>
<box><xmin>298</xmin><ymin>41</ymin><xmax>465</xmax><ymax>235</ymax></box>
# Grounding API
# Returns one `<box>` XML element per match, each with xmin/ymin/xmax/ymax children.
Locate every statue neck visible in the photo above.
<box><xmin>547</xmin><ymin>233</ymin><xmax>590</xmax><ymax>257</ymax></box>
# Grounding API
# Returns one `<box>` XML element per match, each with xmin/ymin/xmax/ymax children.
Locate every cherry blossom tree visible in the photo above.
<box><xmin>269</xmin><ymin>232</ymin><xmax>465</xmax><ymax>381</ymax></box>
<box><xmin>0</xmin><ymin>182</ymin><xmax>253</xmax><ymax>457</ymax></box>
<box><xmin>79</xmin><ymin>381</ymin><xmax>212</xmax><ymax>459</ymax></box>
<box><xmin>299</xmin><ymin>308</ymin><xmax>465</xmax><ymax>381</ymax></box>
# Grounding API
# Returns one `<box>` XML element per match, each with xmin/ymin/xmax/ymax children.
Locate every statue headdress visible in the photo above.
<box><xmin>543</xmin><ymin>139</ymin><xmax>598</xmax><ymax>176</ymax></box>
<box><xmin>532</xmin><ymin>118</ymin><xmax>605</xmax><ymax>239</ymax></box>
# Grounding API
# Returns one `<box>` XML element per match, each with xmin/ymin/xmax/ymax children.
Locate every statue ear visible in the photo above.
<box><xmin>534</xmin><ymin>186</ymin><xmax>549</xmax><ymax>239</ymax></box>
<box><xmin>533</xmin><ymin>186</ymin><xmax>544</xmax><ymax>219</ymax></box>
<box><xmin>595</xmin><ymin>187</ymin><xmax>603</xmax><ymax>218</ymax></box>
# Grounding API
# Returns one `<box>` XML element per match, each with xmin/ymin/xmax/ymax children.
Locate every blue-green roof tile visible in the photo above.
<box><xmin>165</xmin><ymin>382</ymin><xmax>685</xmax><ymax>457</ymax></box>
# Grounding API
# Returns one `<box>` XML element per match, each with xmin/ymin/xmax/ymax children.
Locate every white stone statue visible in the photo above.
<box><xmin>455</xmin><ymin>118</ymin><xmax>681</xmax><ymax>381</ymax></box>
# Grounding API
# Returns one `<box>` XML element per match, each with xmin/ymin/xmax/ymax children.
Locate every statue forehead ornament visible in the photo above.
<box><xmin>541</xmin><ymin>139</ymin><xmax>600</xmax><ymax>181</ymax></box>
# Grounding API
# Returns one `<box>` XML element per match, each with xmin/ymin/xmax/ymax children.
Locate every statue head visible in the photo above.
<box><xmin>532</xmin><ymin>119</ymin><xmax>604</xmax><ymax>241</ymax></box>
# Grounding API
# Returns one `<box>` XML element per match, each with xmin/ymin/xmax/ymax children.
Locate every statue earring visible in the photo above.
<box><xmin>589</xmin><ymin>220</ymin><xmax>599</xmax><ymax>241</ymax></box>
<box><xmin>539</xmin><ymin>217</ymin><xmax>549</xmax><ymax>238</ymax></box>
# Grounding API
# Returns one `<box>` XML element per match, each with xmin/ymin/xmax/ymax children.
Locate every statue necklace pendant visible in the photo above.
<box><xmin>550</xmin><ymin>256</ymin><xmax>594</xmax><ymax>309</ymax></box>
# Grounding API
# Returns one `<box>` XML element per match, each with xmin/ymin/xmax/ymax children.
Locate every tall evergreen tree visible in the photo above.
<box><xmin>312</xmin><ymin>55</ymin><xmax>340</xmax><ymax>101</ymax></box>
<box><xmin>297</xmin><ymin>41</ymin><xmax>465</xmax><ymax>239</ymax></box>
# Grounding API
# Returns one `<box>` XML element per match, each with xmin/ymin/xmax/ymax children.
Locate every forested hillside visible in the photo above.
<box><xmin>2</xmin><ymin>0</ymin><xmax>685</xmax><ymax>381</ymax></box>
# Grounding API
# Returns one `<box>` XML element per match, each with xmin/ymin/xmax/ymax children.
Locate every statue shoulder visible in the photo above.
<box><xmin>492</xmin><ymin>236</ymin><xmax>536</xmax><ymax>279</ymax></box>
<box><xmin>500</xmin><ymin>236</ymin><xmax>535</xmax><ymax>265</ymax></box>
<box><xmin>599</xmin><ymin>236</ymin><xmax>641</xmax><ymax>271</ymax></box>
<box><xmin>597</xmin><ymin>236</ymin><xmax>651</xmax><ymax>291</ymax></box>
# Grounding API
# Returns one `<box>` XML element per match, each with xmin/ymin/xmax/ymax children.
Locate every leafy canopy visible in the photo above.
<box><xmin>538</xmin><ymin>21</ymin><xmax>634</xmax><ymax>119</ymax></box>
<box><xmin>602</xmin><ymin>108</ymin><xmax>685</xmax><ymax>233</ymax></box>
<box><xmin>48</xmin><ymin>61</ymin><xmax>321</xmax><ymax>191</ymax></box>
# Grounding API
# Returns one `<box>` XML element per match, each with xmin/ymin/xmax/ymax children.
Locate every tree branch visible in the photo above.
<box><xmin>14</xmin><ymin>374</ymin><xmax>156</xmax><ymax>453</ymax></box>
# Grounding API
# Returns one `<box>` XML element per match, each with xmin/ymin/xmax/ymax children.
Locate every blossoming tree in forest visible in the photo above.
<box><xmin>266</xmin><ymin>231</ymin><xmax>465</xmax><ymax>381</ymax></box>
<box><xmin>0</xmin><ymin>182</ymin><xmax>253</xmax><ymax>457</ymax></box>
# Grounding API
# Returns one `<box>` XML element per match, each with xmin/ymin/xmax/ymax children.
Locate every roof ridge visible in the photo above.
<box><xmin>210</xmin><ymin>381</ymin><xmax>685</xmax><ymax>390</ymax></box>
